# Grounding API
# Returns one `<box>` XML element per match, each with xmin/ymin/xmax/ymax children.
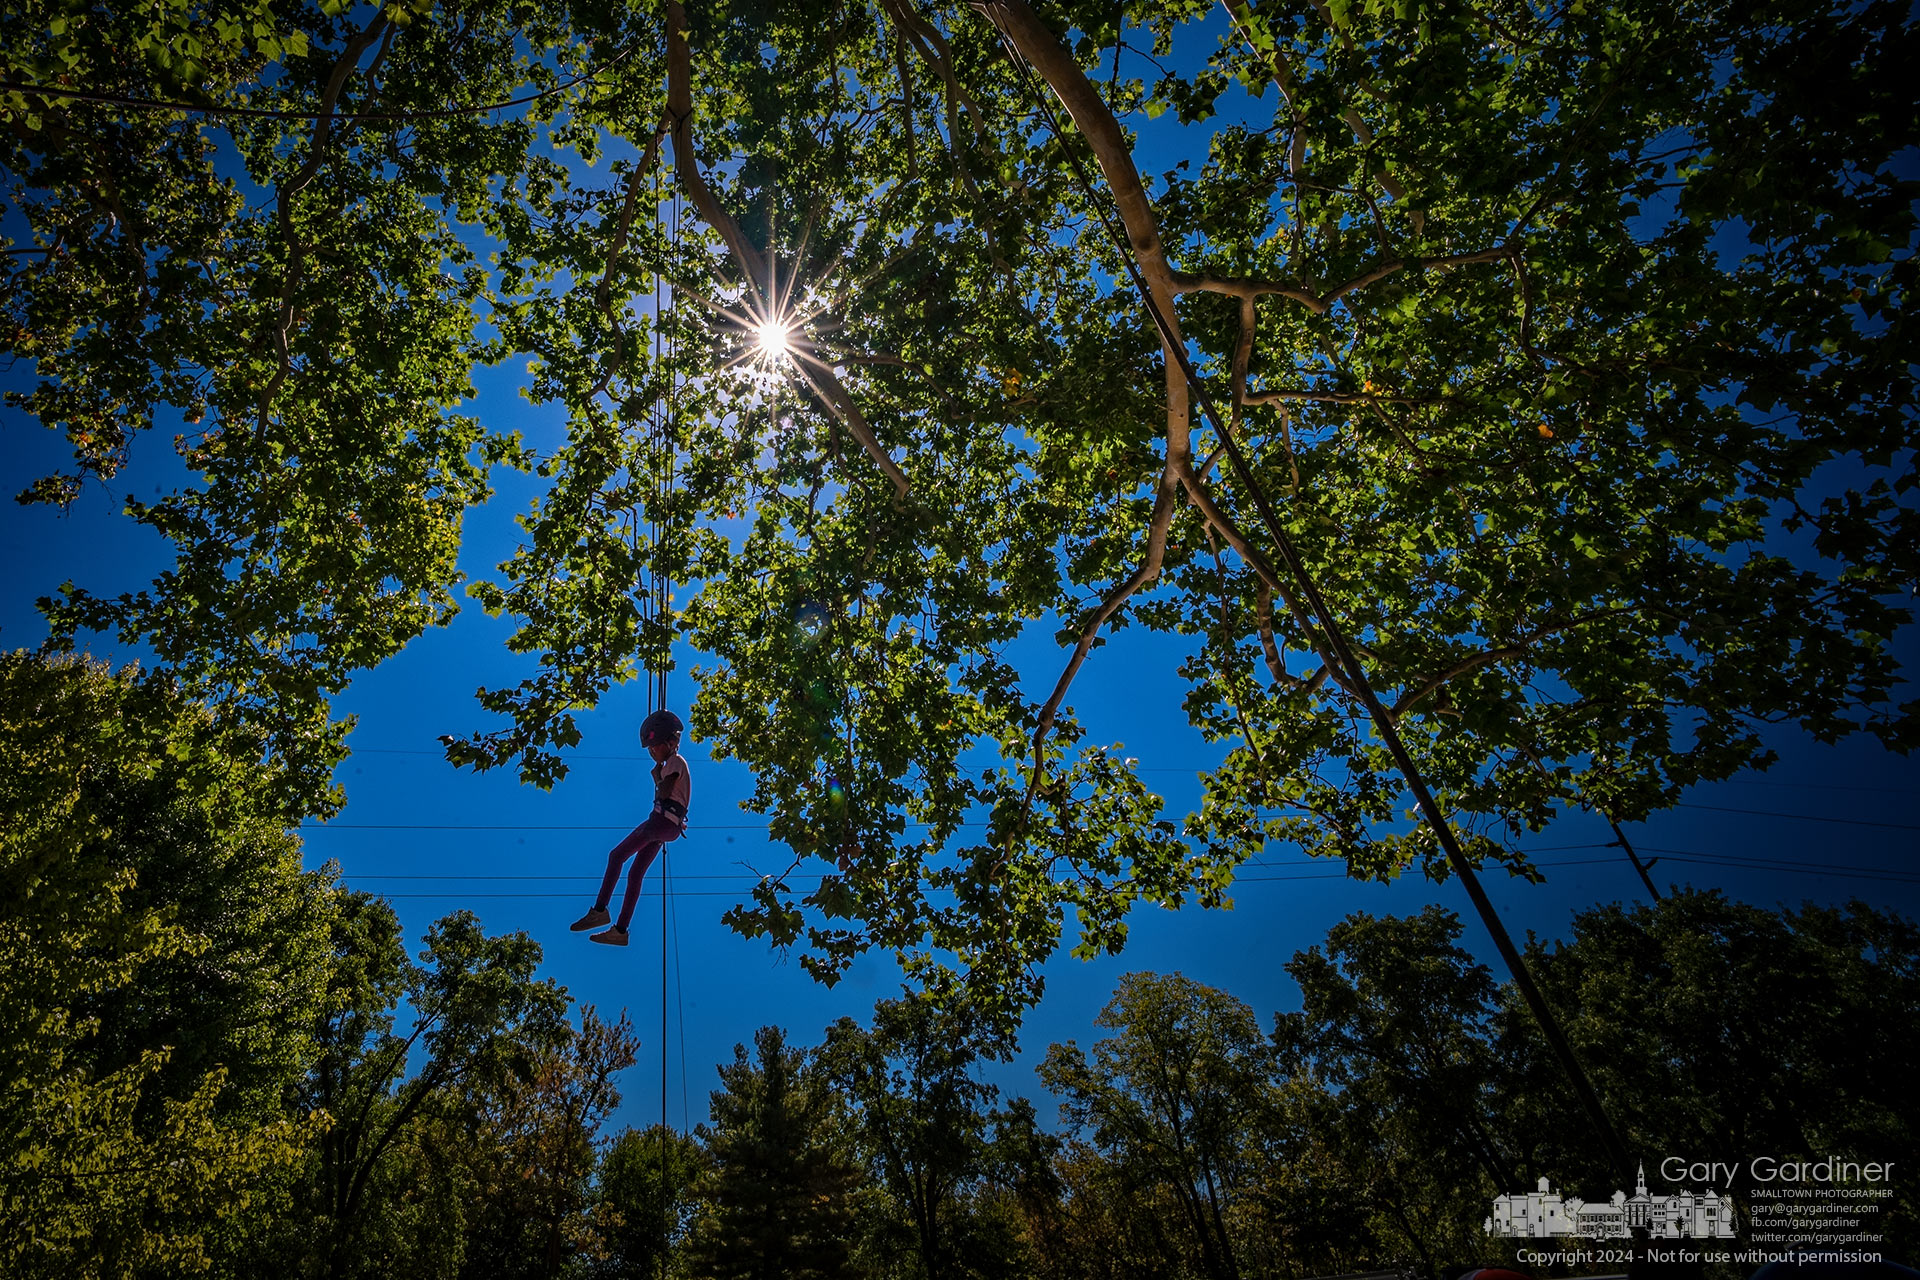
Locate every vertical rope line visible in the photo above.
<box><xmin>654</xmin><ymin>158</ymin><xmax>673</xmax><ymax>1280</ymax></box>
<box><xmin>645</xmin><ymin>165</ymin><xmax>664</xmax><ymax>720</ymax></box>
<box><xmin>670</xmin><ymin>868</ymin><xmax>691</xmax><ymax>1129</ymax></box>
<box><xmin>664</xmin><ymin>183</ymin><xmax>680</xmax><ymax>713</ymax></box>
<box><xmin>660</xmin><ymin>839</ymin><xmax>669</xmax><ymax>1274</ymax></box>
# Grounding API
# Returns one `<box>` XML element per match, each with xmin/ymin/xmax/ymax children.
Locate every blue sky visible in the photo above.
<box><xmin>4</xmin><ymin>373</ymin><xmax>1915</xmax><ymax>1136</ymax></box>
<box><xmin>4</xmin><ymin>6</ymin><xmax>1917</xmax><ymax>1140</ymax></box>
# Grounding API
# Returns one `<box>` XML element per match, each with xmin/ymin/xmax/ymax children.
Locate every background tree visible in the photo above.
<box><xmin>684</xmin><ymin>1024</ymin><xmax>863</xmax><ymax>1280</ymax></box>
<box><xmin>244</xmin><ymin>899</ymin><xmax>572</xmax><ymax>1280</ymax></box>
<box><xmin>589</xmin><ymin>1123</ymin><xmax>704</xmax><ymax>1280</ymax></box>
<box><xmin>1038</xmin><ymin>971</ymin><xmax>1274</xmax><ymax>1280</ymax></box>
<box><xmin>1271</xmin><ymin>908</ymin><xmax>1513</xmax><ymax>1275</ymax></box>
<box><xmin>820</xmin><ymin>993</ymin><xmax>1011</xmax><ymax>1280</ymax></box>
<box><xmin>979</xmin><ymin>1098</ymin><xmax>1069</xmax><ymax>1280</ymax></box>
<box><xmin>0</xmin><ymin>651</ymin><xmax>331</xmax><ymax>1278</ymax></box>
<box><xmin>1</xmin><ymin>0</ymin><xmax>589</xmax><ymax>807</ymax></box>
<box><xmin>451</xmin><ymin>1006</ymin><xmax>640</xmax><ymax>1280</ymax></box>
<box><xmin>1494</xmin><ymin>890</ymin><xmax>1920</xmax><ymax>1250</ymax></box>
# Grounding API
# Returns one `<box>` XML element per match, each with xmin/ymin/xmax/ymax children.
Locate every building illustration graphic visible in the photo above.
<box><xmin>1485</xmin><ymin>1165</ymin><xmax>1737</xmax><ymax>1240</ymax></box>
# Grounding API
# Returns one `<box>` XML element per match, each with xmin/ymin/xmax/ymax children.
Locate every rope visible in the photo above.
<box><xmin>653</xmin><ymin>173</ymin><xmax>686</xmax><ymax>1280</ymax></box>
<box><xmin>979</xmin><ymin>4</ymin><xmax>1636</xmax><ymax>1187</ymax></box>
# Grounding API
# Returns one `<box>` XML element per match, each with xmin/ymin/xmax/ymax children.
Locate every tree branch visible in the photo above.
<box><xmin>1032</xmin><ymin>482</ymin><xmax>1179</xmax><ymax>750</ymax></box>
<box><xmin>1255</xmin><ymin>580</ymin><xmax>1327</xmax><ymax>694</ymax></box>
<box><xmin>977</xmin><ymin>0</ymin><xmax>1192</xmax><ymax>476</ymax></box>
<box><xmin>665</xmin><ymin>1</ymin><xmax>908</xmax><ymax>499</ymax></box>
<box><xmin>594</xmin><ymin>111</ymin><xmax>672</xmax><ymax>316</ymax></box>
<box><xmin>1171</xmin><ymin>244</ymin><xmax>1512</xmax><ymax>313</ymax></box>
<box><xmin>1243</xmin><ymin>386</ymin><xmax>1447</xmax><ymax>408</ymax></box>
<box><xmin>255</xmin><ymin>14</ymin><xmax>391</xmax><ymax>435</ymax></box>
<box><xmin>1174</xmin><ymin>463</ymin><xmax>1357</xmax><ymax>697</ymax></box>
<box><xmin>1390</xmin><ymin>607</ymin><xmax>1631</xmax><ymax>718</ymax></box>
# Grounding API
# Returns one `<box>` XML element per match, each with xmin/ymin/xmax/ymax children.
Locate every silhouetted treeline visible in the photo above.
<box><xmin>6</xmin><ymin>656</ymin><xmax>1916</xmax><ymax>1278</ymax></box>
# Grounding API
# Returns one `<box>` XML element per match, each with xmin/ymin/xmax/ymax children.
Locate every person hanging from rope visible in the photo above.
<box><xmin>571</xmin><ymin>708</ymin><xmax>691</xmax><ymax>946</ymax></box>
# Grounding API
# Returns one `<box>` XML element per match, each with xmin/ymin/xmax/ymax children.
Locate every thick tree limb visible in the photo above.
<box><xmin>976</xmin><ymin>0</ymin><xmax>1192</xmax><ymax>474</ymax></box>
<box><xmin>665</xmin><ymin>1</ymin><xmax>909</xmax><ymax>498</ymax></box>
<box><xmin>886</xmin><ymin>0</ymin><xmax>987</xmax><ymax>139</ymax></box>
<box><xmin>887</xmin><ymin>14</ymin><xmax>919</xmax><ymax>181</ymax></box>
<box><xmin>889</xmin><ymin>1</ymin><xmax>1007</xmax><ymax>271</ymax></box>
<box><xmin>975</xmin><ymin>0</ymin><xmax>1205</xmax><ymax>803</ymax></box>
<box><xmin>1171</xmin><ymin>244</ymin><xmax>1512</xmax><ymax>312</ymax></box>
<box><xmin>1174</xmin><ymin>465</ymin><xmax>1356</xmax><ymax>697</ymax></box>
<box><xmin>1229</xmin><ymin>295</ymin><xmax>1257</xmax><ymax>417</ymax></box>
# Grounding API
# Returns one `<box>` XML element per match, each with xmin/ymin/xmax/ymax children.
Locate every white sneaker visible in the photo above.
<box><xmin>570</xmin><ymin>907</ymin><xmax>610</xmax><ymax>932</ymax></box>
<box><xmin>590</xmin><ymin>927</ymin><xmax>629</xmax><ymax>947</ymax></box>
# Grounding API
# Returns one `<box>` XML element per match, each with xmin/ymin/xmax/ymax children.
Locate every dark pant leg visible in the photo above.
<box><xmin>598</xmin><ymin>813</ymin><xmax>682</xmax><ymax>929</ymax></box>
<box><xmin>595</xmin><ymin>815</ymin><xmax>674</xmax><ymax>909</ymax></box>
<box><xmin>594</xmin><ymin>823</ymin><xmax>650</xmax><ymax>912</ymax></box>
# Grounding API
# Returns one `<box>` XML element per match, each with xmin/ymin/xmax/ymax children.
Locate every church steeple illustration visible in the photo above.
<box><xmin>1488</xmin><ymin>1164</ymin><xmax>1733</xmax><ymax>1241</ymax></box>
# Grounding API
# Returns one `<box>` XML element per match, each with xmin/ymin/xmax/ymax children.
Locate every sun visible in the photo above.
<box><xmin>754</xmin><ymin>319</ymin><xmax>793</xmax><ymax>362</ymax></box>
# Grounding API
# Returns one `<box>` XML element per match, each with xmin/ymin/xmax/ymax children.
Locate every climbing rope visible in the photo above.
<box><xmin>979</xmin><ymin>5</ymin><xmax>1636</xmax><ymax>1187</ymax></box>
<box><xmin>648</xmin><ymin>173</ymin><xmax>689</xmax><ymax>1280</ymax></box>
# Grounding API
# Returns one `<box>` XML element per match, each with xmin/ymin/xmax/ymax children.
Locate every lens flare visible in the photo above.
<box><xmin>755</xmin><ymin>320</ymin><xmax>792</xmax><ymax>360</ymax></box>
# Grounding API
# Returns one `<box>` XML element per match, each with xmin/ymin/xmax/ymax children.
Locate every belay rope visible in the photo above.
<box><xmin>978</xmin><ymin>4</ymin><xmax>1636</xmax><ymax>1187</ymax></box>
<box><xmin>635</xmin><ymin>171</ymin><xmax>687</xmax><ymax>1278</ymax></box>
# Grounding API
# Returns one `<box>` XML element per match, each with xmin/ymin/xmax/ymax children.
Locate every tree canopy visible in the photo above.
<box><xmin>0</xmin><ymin>652</ymin><xmax>334</xmax><ymax>1276</ymax></box>
<box><xmin>5</xmin><ymin>0</ymin><xmax>1915</xmax><ymax>1013</ymax></box>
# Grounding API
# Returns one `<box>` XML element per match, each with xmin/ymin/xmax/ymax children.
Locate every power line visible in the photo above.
<box><xmin>0</xmin><ymin>45</ymin><xmax>639</xmax><ymax>123</ymax></box>
<box><xmin>302</xmin><ymin>800</ymin><xmax>1920</xmax><ymax>833</ymax></box>
<box><xmin>343</xmin><ymin>748</ymin><xmax>1915</xmax><ymax>797</ymax></box>
<box><xmin>331</xmin><ymin>852</ymin><xmax>1920</xmax><ymax>896</ymax></box>
<box><xmin>303</xmin><ymin>822</ymin><xmax>821</xmax><ymax>831</ymax></box>
<box><xmin>1673</xmin><ymin>803</ymin><xmax>1920</xmax><ymax>831</ymax></box>
<box><xmin>323</xmin><ymin>843</ymin><xmax>1620</xmax><ymax>879</ymax></box>
<box><xmin>1638</xmin><ymin>848</ymin><xmax>1920</xmax><ymax>881</ymax></box>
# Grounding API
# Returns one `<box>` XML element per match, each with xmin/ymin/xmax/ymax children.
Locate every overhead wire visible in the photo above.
<box><xmin>330</xmin><ymin>850</ymin><xmax>1920</xmax><ymax>894</ymax></box>
<box><xmin>343</xmin><ymin>750</ymin><xmax>1916</xmax><ymax>800</ymax></box>
<box><xmin>298</xmin><ymin>799</ymin><xmax>1920</xmax><ymax>832</ymax></box>
<box><xmin>0</xmin><ymin>44</ymin><xmax>641</xmax><ymax>123</ymax></box>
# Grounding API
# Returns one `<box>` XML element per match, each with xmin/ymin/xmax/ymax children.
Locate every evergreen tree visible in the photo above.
<box><xmin>685</xmin><ymin>1026</ymin><xmax>862</xmax><ymax>1280</ymax></box>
